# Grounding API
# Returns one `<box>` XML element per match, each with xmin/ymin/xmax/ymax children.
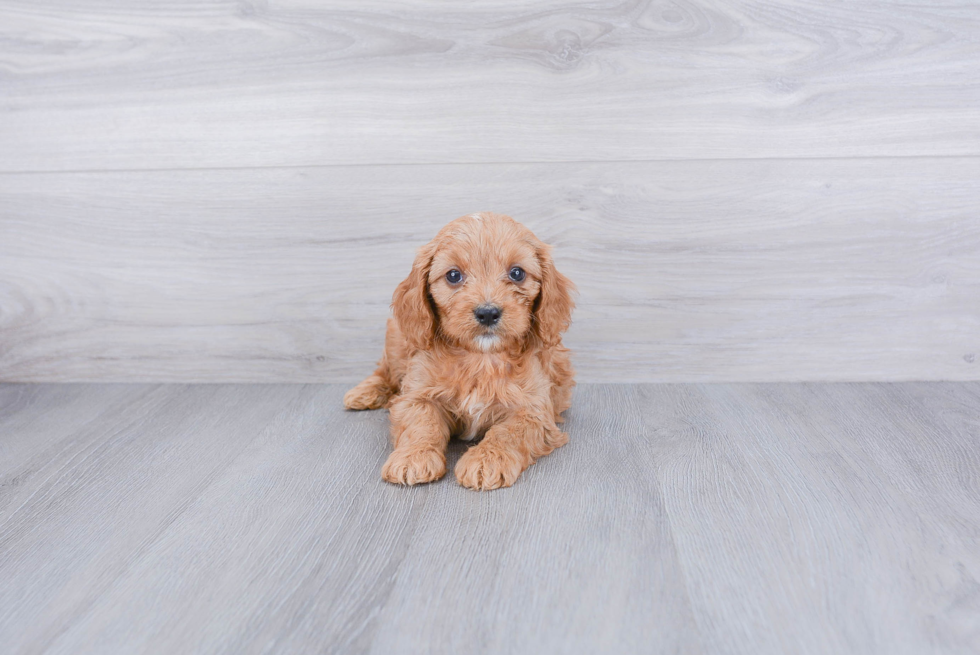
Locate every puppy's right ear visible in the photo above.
<box><xmin>391</xmin><ymin>241</ymin><xmax>437</xmax><ymax>351</ymax></box>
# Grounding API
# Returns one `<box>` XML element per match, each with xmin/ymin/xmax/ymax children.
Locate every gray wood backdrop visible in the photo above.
<box><xmin>1</xmin><ymin>0</ymin><xmax>978</xmax><ymax>382</ymax></box>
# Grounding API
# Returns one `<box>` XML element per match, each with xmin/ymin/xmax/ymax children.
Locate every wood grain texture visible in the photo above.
<box><xmin>363</xmin><ymin>384</ymin><xmax>700</xmax><ymax>655</ymax></box>
<box><xmin>1</xmin><ymin>0</ymin><xmax>980</xmax><ymax>171</ymax></box>
<box><xmin>2</xmin><ymin>159</ymin><xmax>978</xmax><ymax>383</ymax></box>
<box><xmin>0</xmin><ymin>384</ymin><xmax>319</xmax><ymax>654</ymax></box>
<box><xmin>640</xmin><ymin>382</ymin><xmax>980</xmax><ymax>654</ymax></box>
<box><xmin>1</xmin><ymin>382</ymin><xmax>978</xmax><ymax>653</ymax></box>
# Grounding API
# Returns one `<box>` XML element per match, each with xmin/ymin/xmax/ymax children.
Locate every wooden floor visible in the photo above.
<box><xmin>2</xmin><ymin>382</ymin><xmax>978</xmax><ymax>654</ymax></box>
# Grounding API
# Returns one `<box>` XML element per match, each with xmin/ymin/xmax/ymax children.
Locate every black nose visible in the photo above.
<box><xmin>474</xmin><ymin>304</ymin><xmax>502</xmax><ymax>327</ymax></box>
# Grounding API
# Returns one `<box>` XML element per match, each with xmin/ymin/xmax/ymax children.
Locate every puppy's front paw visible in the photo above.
<box><xmin>455</xmin><ymin>443</ymin><xmax>528</xmax><ymax>491</ymax></box>
<box><xmin>382</xmin><ymin>447</ymin><xmax>446</xmax><ymax>486</ymax></box>
<box><xmin>344</xmin><ymin>376</ymin><xmax>391</xmax><ymax>410</ymax></box>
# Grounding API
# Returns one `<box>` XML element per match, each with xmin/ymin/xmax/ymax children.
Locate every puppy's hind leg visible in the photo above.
<box><xmin>344</xmin><ymin>318</ymin><xmax>407</xmax><ymax>410</ymax></box>
<box><xmin>344</xmin><ymin>373</ymin><xmax>393</xmax><ymax>410</ymax></box>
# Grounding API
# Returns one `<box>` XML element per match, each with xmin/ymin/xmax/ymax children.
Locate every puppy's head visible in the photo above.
<box><xmin>392</xmin><ymin>213</ymin><xmax>574</xmax><ymax>353</ymax></box>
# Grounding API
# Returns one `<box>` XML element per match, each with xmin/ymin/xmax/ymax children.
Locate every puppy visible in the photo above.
<box><xmin>344</xmin><ymin>212</ymin><xmax>575</xmax><ymax>490</ymax></box>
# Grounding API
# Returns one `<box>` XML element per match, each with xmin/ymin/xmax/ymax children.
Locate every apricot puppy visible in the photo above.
<box><xmin>344</xmin><ymin>212</ymin><xmax>575</xmax><ymax>490</ymax></box>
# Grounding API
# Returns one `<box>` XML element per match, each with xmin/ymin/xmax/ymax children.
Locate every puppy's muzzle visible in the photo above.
<box><xmin>473</xmin><ymin>304</ymin><xmax>502</xmax><ymax>328</ymax></box>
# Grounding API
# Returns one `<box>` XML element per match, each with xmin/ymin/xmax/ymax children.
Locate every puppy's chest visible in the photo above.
<box><xmin>451</xmin><ymin>392</ymin><xmax>492</xmax><ymax>442</ymax></box>
<box><xmin>447</xmin><ymin>379</ymin><xmax>516</xmax><ymax>442</ymax></box>
<box><xmin>434</xmin><ymin>353</ymin><xmax>527</xmax><ymax>441</ymax></box>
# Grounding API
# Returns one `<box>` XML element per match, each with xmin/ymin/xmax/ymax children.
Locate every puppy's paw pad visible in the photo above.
<box><xmin>382</xmin><ymin>448</ymin><xmax>446</xmax><ymax>486</ymax></box>
<box><xmin>455</xmin><ymin>445</ymin><xmax>525</xmax><ymax>491</ymax></box>
<box><xmin>344</xmin><ymin>378</ymin><xmax>390</xmax><ymax>410</ymax></box>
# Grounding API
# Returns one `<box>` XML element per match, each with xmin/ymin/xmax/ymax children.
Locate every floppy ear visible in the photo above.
<box><xmin>391</xmin><ymin>241</ymin><xmax>437</xmax><ymax>351</ymax></box>
<box><xmin>532</xmin><ymin>241</ymin><xmax>575</xmax><ymax>348</ymax></box>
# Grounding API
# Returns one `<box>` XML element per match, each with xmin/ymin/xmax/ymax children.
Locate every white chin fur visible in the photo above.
<box><xmin>475</xmin><ymin>334</ymin><xmax>499</xmax><ymax>351</ymax></box>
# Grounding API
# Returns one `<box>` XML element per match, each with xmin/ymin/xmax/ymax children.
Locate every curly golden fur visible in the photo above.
<box><xmin>344</xmin><ymin>212</ymin><xmax>575</xmax><ymax>490</ymax></box>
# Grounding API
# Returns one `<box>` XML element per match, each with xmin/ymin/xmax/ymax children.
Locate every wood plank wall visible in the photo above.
<box><xmin>1</xmin><ymin>0</ymin><xmax>978</xmax><ymax>382</ymax></box>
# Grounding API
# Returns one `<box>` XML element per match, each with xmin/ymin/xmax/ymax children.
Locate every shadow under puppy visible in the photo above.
<box><xmin>345</xmin><ymin>212</ymin><xmax>575</xmax><ymax>490</ymax></box>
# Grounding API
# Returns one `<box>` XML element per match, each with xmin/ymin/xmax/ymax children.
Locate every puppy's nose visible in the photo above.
<box><xmin>473</xmin><ymin>304</ymin><xmax>502</xmax><ymax>327</ymax></box>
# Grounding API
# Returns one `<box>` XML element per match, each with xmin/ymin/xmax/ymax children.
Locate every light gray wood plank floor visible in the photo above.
<box><xmin>1</xmin><ymin>383</ymin><xmax>978</xmax><ymax>654</ymax></box>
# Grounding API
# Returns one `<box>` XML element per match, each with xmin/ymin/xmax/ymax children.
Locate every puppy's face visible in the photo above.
<box><xmin>428</xmin><ymin>217</ymin><xmax>541</xmax><ymax>352</ymax></box>
<box><xmin>392</xmin><ymin>213</ymin><xmax>573</xmax><ymax>353</ymax></box>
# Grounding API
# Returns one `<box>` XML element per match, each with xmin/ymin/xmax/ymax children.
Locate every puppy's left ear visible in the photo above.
<box><xmin>532</xmin><ymin>240</ymin><xmax>575</xmax><ymax>348</ymax></box>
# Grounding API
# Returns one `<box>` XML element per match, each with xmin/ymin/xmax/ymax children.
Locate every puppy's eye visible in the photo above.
<box><xmin>446</xmin><ymin>269</ymin><xmax>463</xmax><ymax>284</ymax></box>
<box><xmin>508</xmin><ymin>266</ymin><xmax>526</xmax><ymax>282</ymax></box>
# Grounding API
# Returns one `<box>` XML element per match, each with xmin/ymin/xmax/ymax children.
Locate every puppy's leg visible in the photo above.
<box><xmin>547</xmin><ymin>347</ymin><xmax>576</xmax><ymax>423</ymax></box>
<box><xmin>455</xmin><ymin>410</ymin><xmax>568</xmax><ymax>491</ymax></box>
<box><xmin>344</xmin><ymin>373</ymin><xmax>393</xmax><ymax>411</ymax></box>
<box><xmin>344</xmin><ymin>318</ymin><xmax>407</xmax><ymax>410</ymax></box>
<box><xmin>382</xmin><ymin>396</ymin><xmax>451</xmax><ymax>485</ymax></box>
